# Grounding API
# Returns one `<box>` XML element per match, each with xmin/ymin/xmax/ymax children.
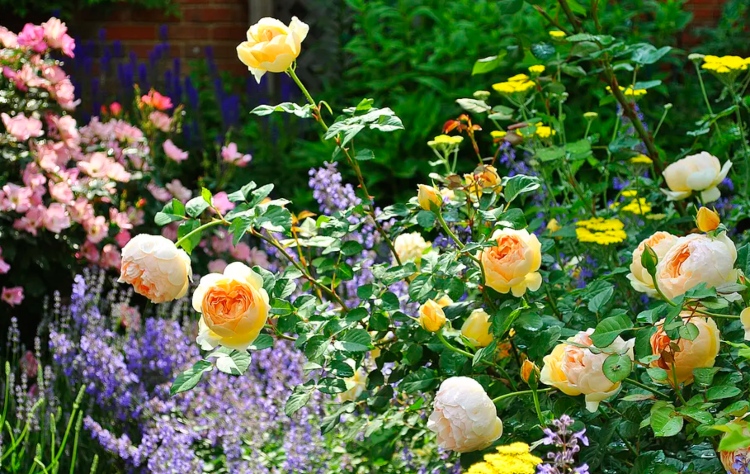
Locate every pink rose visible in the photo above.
<box><xmin>69</xmin><ymin>197</ymin><xmax>94</xmax><ymax>223</ymax></box>
<box><xmin>43</xmin><ymin>203</ymin><xmax>72</xmax><ymax>233</ymax></box>
<box><xmin>109</xmin><ymin>208</ymin><xmax>132</xmax><ymax>230</ymax></box>
<box><xmin>41</xmin><ymin>18</ymin><xmax>75</xmax><ymax>57</ymax></box>
<box><xmin>41</xmin><ymin>64</ymin><xmax>67</xmax><ymax>84</ymax></box>
<box><xmin>77</xmin><ymin>152</ymin><xmax>113</xmax><ymax>178</ymax></box>
<box><xmin>212</xmin><ymin>191</ymin><xmax>235</xmax><ymax>214</ymax></box>
<box><xmin>109</xmin><ymin>102</ymin><xmax>123</xmax><ymax>116</ymax></box>
<box><xmin>149</xmin><ymin>111</ymin><xmax>172</xmax><ymax>132</ymax></box>
<box><xmin>17</xmin><ymin>24</ymin><xmax>47</xmax><ymax>52</ymax></box>
<box><xmin>49</xmin><ymin>115</ymin><xmax>79</xmax><ymax>148</ymax></box>
<box><xmin>1</xmin><ymin>287</ymin><xmax>24</xmax><ymax>306</ymax></box>
<box><xmin>221</xmin><ymin>142</ymin><xmax>252</xmax><ymax>167</ymax></box>
<box><xmin>13</xmin><ymin>206</ymin><xmax>45</xmax><ymax>235</ymax></box>
<box><xmin>0</xmin><ymin>247</ymin><xmax>10</xmax><ymax>274</ymax></box>
<box><xmin>51</xmin><ymin>80</ymin><xmax>77</xmax><ymax>111</ymax></box>
<box><xmin>231</xmin><ymin>242</ymin><xmax>252</xmax><ymax>261</ymax></box>
<box><xmin>77</xmin><ymin>241</ymin><xmax>100</xmax><ymax>263</ymax></box>
<box><xmin>2</xmin><ymin>113</ymin><xmax>43</xmax><ymax>141</ymax></box>
<box><xmin>0</xmin><ymin>27</ymin><xmax>18</xmax><ymax>48</ymax></box>
<box><xmin>162</xmin><ymin>139</ymin><xmax>188</xmax><ymax>162</ymax></box>
<box><xmin>166</xmin><ymin>179</ymin><xmax>192</xmax><ymax>202</ymax></box>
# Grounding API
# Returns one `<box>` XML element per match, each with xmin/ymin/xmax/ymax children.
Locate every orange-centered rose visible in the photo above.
<box><xmin>649</xmin><ymin>315</ymin><xmax>720</xmax><ymax>385</ymax></box>
<box><xmin>192</xmin><ymin>262</ymin><xmax>270</xmax><ymax>351</ymax></box>
<box><xmin>481</xmin><ymin>228</ymin><xmax>542</xmax><ymax>297</ymax></box>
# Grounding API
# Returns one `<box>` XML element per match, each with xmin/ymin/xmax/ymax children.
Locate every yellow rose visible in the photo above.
<box><xmin>237</xmin><ymin>17</ymin><xmax>309</xmax><ymax>83</ymax></box>
<box><xmin>436</xmin><ymin>295</ymin><xmax>453</xmax><ymax>307</ymax></box>
<box><xmin>338</xmin><ymin>367</ymin><xmax>366</xmax><ymax>402</ymax></box>
<box><xmin>540</xmin><ymin>329</ymin><xmax>634</xmax><ymax>412</ymax></box>
<box><xmin>192</xmin><ymin>262</ymin><xmax>270</xmax><ymax>351</ymax></box>
<box><xmin>662</xmin><ymin>152</ymin><xmax>732</xmax><ymax>203</ymax></box>
<box><xmin>627</xmin><ymin>231</ymin><xmax>678</xmax><ymax>296</ymax></box>
<box><xmin>481</xmin><ymin>228</ymin><xmax>542</xmax><ymax>297</ymax></box>
<box><xmin>650</xmin><ymin>315</ymin><xmax>720</xmax><ymax>385</ymax></box>
<box><xmin>465</xmin><ymin>165</ymin><xmax>502</xmax><ymax>194</ymax></box>
<box><xmin>418</xmin><ymin>299</ymin><xmax>447</xmax><ymax>332</ymax></box>
<box><xmin>741</xmin><ymin>308</ymin><xmax>750</xmax><ymax>341</ymax></box>
<box><xmin>461</xmin><ymin>309</ymin><xmax>493</xmax><ymax>347</ymax></box>
<box><xmin>696</xmin><ymin>206</ymin><xmax>720</xmax><ymax>232</ymax></box>
<box><xmin>655</xmin><ymin>232</ymin><xmax>738</xmax><ymax>300</ymax></box>
<box><xmin>393</xmin><ymin>232</ymin><xmax>430</xmax><ymax>264</ymax></box>
<box><xmin>520</xmin><ymin>359</ymin><xmax>539</xmax><ymax>384</ymax></box>
<box><xmin>119</xmin><ymin>234</ymin><xmax>192</xmax><ymax>303</ymax></box>
<box><xmin>417</xmin><ymin>184</ymin><xmax>442</xmax><ymax>211</ymax></box>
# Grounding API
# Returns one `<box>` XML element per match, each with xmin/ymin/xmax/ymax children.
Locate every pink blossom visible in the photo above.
<box><xmin>212</xmin><ymin>191</ymin><xmax>235</xmax><ymax>214</ymax></box>
<box><xmin>0</xmin><ymin>247</ymin><xmax>10</xmax><ymax>274</ymax></box>
<box><xmin>210</xmin><ymin>229</ymin><xmax>232</xmax><ymax>254</ymax></box>
<box><xmin>0</xmin><ymin>27</ymin><xmax>18</xmax><ymax>48</ymax></box>
<box><xmin>231</xmin><ymin>242</ymin><xmax>252</xmax><ymax>261</ymax></box>
<box><xmin>43</xmin><ymin>203</ymin><xmax>71</xmax><ymax>233</ymax></box>
<box><xmin>147</xmin><ymin>183</ymin><xmax>172</xmax><ymax>202</ymax></box>
<box><xmin>69</xmin><ymin>197</ymin><xmax>94</xmax><ymax>223</ymax></box>
<box><xmin>100</xmin><ymin>244</ymin><xmax>121</xmax><ymax>269</ymax></box>
<box><xmin>2</xmin><ymin>113</ymin><xmax>43</xmax><ymax>141</ymax></box>
<box><xmin>247</xmin><ymin>248</ymin><xmax>270</xmax><ymax>268</ymax></box>
<box><xmin>126</xmin><ymin>206</ymin><xmax>145</xmax><ymax>227</ymax></box>
<box><xmin>52</xmin><ymin>79</ymin><xmax>77</xmax><ymax>111</ymax></box>
<box><xmin>165</xmin><ymin>179</ymin><xmax>191</xmax><ymax>202</ymax></box>
<box><xmin>17</xmin><ymin>24</ymin><xmax>47</xmax><ymax>53</ymax></box>
<box><xmin>208</xmin><ymin>259</ymin><xmax>228</xmax><ymax>273</ymax></box>
<box><xmin>49</xmin><ymin>181</ymin><xmax>73</xmax><ymax>203</ymax></box>
<box><xmin>161</xmin><ymin>223</ymin><xmax>178</xmax><ymax>241</ymax></box>
<box><xmin>41</xmin><ymin>64</ymin><xmax>67</xmax><ymax>84</ymax></box>
<box><xmin>22</xmin><ymin>162</ymin><xmax>47</xmax><ymax>189</ymax></box>
<box><xmin>221</xmin><ymin>142</ymin><xmax>252</xmax><ymax>167</ymax></box>
<box><xmin>105</xmin><ymin>161</ymin><xmax>131</xmax><ymax>182</ymax></box>
<box><xmin>114</xmin><ymin>229</ymin><xmax>132</xmax><ymax>248</ymax></box>
<box><xmin>141</xmin><ymin>90</ymin><xmax>173</xmax><ymax>111</ymax></box>
<box><xmin>77</xmin><ymin>241</ymin><xmax>99</xmax><ymax>263</ymax></box>
<box><xmin>109</xmin><ymin>208</ymin><xmax>132</xmax><ymax>230</ymax></box>
<box><xmin>113</xmin><ymin>302</ymin><xmax>141</xmax><ymax>331</ymax></box>
<box><xmin>3</xmin><ymin>184</ymin><xmax>33</xmax><ymax>213</ymax></box>
<box><xmin>77</xmin><ymin>152</ymin><xmax>113</xmax><ymax>178</ymax></box>
<box><xmin>49</xmin><ymin>114</ymin><xmax>79</xmax><ymax>148</ymax></box>
<box><xmin>13</xmin><ymin>206</ymin><xmax>44</xmax><ymax>235</ymax></box>
<box><xmin>149</xmin><ymin>111</ymin><xmax>172</xmax><ymax>132</ymax></box>
<box><xmin>1</xmin><ymin>287</ymin><xmax>24</xmax><ymax>307</ymax></box>
<box><xmin>84</xmin><ymin>215</ymin><xmax>108</xmax><ymax>243</ymax></box>
<box><xmin>41</xmin><ymin>18</ymin><xmax>75</xmax><ymax>57</ymax></box>
<box><xmin>20</xmin><ymin>351</ymin><xmax>37</xmax><ymax>379</ymax></box>
<box><xmin>162</xmin><ymin>139</ymin><xmax>188</xmax><ymax>162</ymax></box>
<box><xmin>109</xmin><ymin>102</ymin><xmax>123</xmax><ymax>116</ymax></box>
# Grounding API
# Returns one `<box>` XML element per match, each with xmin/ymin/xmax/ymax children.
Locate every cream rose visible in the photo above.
<box><xmin>394</xmin><ymin>232</ymin><xmax>430</xmax><ymax>264</ymax></box>
<box><xmin>338</xmin><ymin>367</ymin><xmax>366</xmax><ymax>402</ymax></box>
<box><xmin>662</xmin><ymin>151</ymin><xmax>731</xmax><ymax>203</ymax></box>
<box><xmin>237</xmin><ymin>17</ymin><xmax>309</xmax><ymax>83</ymax></box>
<box><xmin>650</xmin><ymin>315</ymin><xmax>720</xmax><ymax>385</ymax></box>
<box><xmin>481</xmin><ymin>228</ymin><xmax>542</xmax><ymax>297</ymax></box>
<box><xmin>627</xmin><ymin>231</ymin><xmax>678</xmax><ymax>295</ymax></box>
<box><xmin>655</xmin><ymin>232</ymin><xmax>738</xmax><ymax>300</ymax></box>
<box><xmin>461</xmin><ymin>309</ymin><xmax>493</xmax><ymax>347</ymax></box>
<box><xmin>540</xmin><ymin>329</ymin><xmax>634</xmax><ymax>412</ymax></box>
<box><xmin>418</xmin><ymin>299</ymin><xmax>447</xmax><ymax>332</ymax></box>
<box><xmin>427</xmin><ymin>376</ymin><xmax>503</xmax><ymax>453</ymax></box>
<box><xmin>119</xmin><ymin>234</ymin><xmax>192</xmax><ymax>303</ymax></box>
<box><xmin>192</xmin><ymin>262</ymin><xmax>270</xmax><ymax>351</ymax></box>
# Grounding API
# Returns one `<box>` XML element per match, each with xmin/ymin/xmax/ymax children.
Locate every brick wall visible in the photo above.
<box><xmin>71</xmin><ymin>0</ymin><xmax>251</xmax><ymax>76</ymax></box>
<box><xmin>687</xmin><ymin>0</ymin><xmax>726</xmax><ymax>26</ymax></box>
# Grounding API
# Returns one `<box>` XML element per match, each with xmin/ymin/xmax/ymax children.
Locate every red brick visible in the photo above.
<box><xmin>129</xmin><ymin>7</ymin><xmax>177</xmax><ymax>23</ymax></box>
<box><xmin>102</xmin><ymin>25</ymin><xmax>158</xmax><ymax>41</ymax></box>
<box><xmin>122</xmin><ymin>41</ymin><xmax>183</xmax><ymax>59</ymax></box>
<box><xmin>211</xmin><ymin>25</ymin><xmax>247</xmax><ymax>41</ymax></box>
<box><xmin>182</xmin><ymin>5</ymin><xmax>247</xmax><ymax>23</ymax></box>
<box><xmin>169</xmin><ymin>25</ymin><xmax>212</xmax><ymax>41</ymax></box>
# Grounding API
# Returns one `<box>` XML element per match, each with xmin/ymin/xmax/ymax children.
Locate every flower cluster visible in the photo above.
<box><xmin>467</xmin><ymin>442</ymin><xmax>542</xmax><ymax>474</ymax></box>
<box><xmin>537</xmin><ymin>416</ymin><xmax>590</xmax><ymax>474</ymax></box>
<box><xmin>492</xmin><ymin>74</ymin><xmax>536</xmax><ymax>94</ymax></box>
<box><xmin>575</xmin><ymin>217</ymin><xmax>627</xmax><ymax>245</ymax></box>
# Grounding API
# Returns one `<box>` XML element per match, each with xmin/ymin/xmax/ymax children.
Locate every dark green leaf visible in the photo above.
<box><xmin>170</xmin><ymin>360</ymin><xmax>212</xmax><ymax>396</ymax></box>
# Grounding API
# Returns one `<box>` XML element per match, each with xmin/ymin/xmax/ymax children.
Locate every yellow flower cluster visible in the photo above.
<box><xmin>621</xmin><ymin>198</ymin><xmax>652</xmax><ymax>215</ymax></box>
<box><xmin>630</xmin><ymin>154</ymin><xmax>653</xmax><ymax>165</ymax></box>
<box><xmin>428</xmin><ymin>134</ymin><xmax>463</xmax><ymax>147</ymax></box>
<box><xmin>491</xmin><ymin>130</ymin><xmax>507</xmax><ymax>139</ymax></box>
<box><xmin>528</xmin><ymin>65</ymin><xmax>546</xmax><ymax>74</ymax></box>
<box><xmin>518</xmin><ymin>124</ymin><xmax>556</xmax><ymax>139</ymax></box>
<box><xmin>606</xmin><ymin>85</ymin><xmax>647</xmax><ymax>97</ymax></box>
<box><xmin>549</xmin><ymin>30</ymin><xmax>566</xmax><ymax>39</ymax></box>
<box><xmin>493</xmin><ymin>74</ymin><xmax>535</xmax><ymax>94</ymax></box>
<box><xmin>467</xmin><ymin>442</ymin><xmax>542</xmax><ymax>474</ymax></box>
<box><xmin>701</xmin><ymin>55</ymin><xmax>750</xmax><ymax>74</ymax></box>
<box><xmin>576</xmin><ymin>217</ymin><xmax>627</xmax><ymax>245</ymax></box>
<box><xmin>621</xmin><ymin>190</ymin><xmax>638</xmax><ymax>198</ymax></box>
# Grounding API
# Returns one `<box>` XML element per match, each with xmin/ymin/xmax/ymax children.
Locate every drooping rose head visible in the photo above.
<box><xmin>655</xmin><ymin>232</ymin><xmax>738</xmax><ymax>300</ymax></box>
<box><xmin>540</xmin><ymin>329</ymin><xmax>634</xmax><ymax>412</ymax></box>
<box><xmin>418</xmin><ymin>299</ymin><xmax>447</xmax><ymax>332</ymax></box>
<box><xmin>427</xmin><ymin>376</ymin><xmax>503</xmax><ymax>453</ymax></box>
<box><xmin>417</xmin><ymin>184</ymin><xmax>442</xmax><ymax>211</ymax></box>
<box><xmin>461</xmin><ymin>309</ymin><xmax>493</xmax><ymax>347</ymax></box>
<box><xmin>237</xmin><ymin>17</ymin><xmax>309</xmax><ymax>83</ymax></box>
<box><xmin>192</xmin><ymin>262</ymin><xmax>270</xmax><ymax>351</ymax></box>
<box><xmin>119</xmin><ymin>234</ymin><xmax>192</xmax><ymax>303</ymax></box>
<box><xmin>481</xmin><ymin>228</ymin><xmax>542</xmax><ymax>297</ymax></box>
<box><xmin>649</xmin><ymin>315</ymin><xmax>720</xmax><ymax>385</ymax></box>
<box><xmin>662</xmin><ymin>152</ymin><xmax>731</xmax><ymax>203</ymax></box>
<box><xmin>627</xmin><ymin>231</ymin><xmax>678</xmax><ymax>295</ymax></box>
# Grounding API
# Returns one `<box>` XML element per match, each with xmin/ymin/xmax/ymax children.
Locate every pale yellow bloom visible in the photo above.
<box><xmin>461</xmin><ymin>309</ymin><xmax>493</xmax><ymax>347</ymax></box>
<box><xmin>549</xmin><ymin>30</ymin><xmax>566</xmax><ymax>39</ymax></box>
<box><xmin>119</xmin><ymin>234</ymin><xmax>192</xmax><ymax>303</ymax></box>
<box><xmin>696</xmin><ymin>207</ymin><xmax>720</xmax><ymax>232</ymax></box>
<box><xmin>528</xmin><ymin>65</ymin><xmax>546</xmax><ymax>74</ymax></box>
<box><xmin>627</xmin><ymin>231</ymin><xmax>678</xmax><ymax>296</ymax></box>
<box><xmin>237</xmin><ymin>17</ymin><xmax>309</xmax><ymax>83</ymax></box>
<box><xmin>481</xmin><ymin>228</ymin><xmax>542</xmax><ymax>297</ymax></box>
<box><xmin>418</xmin><ymin>299</ymin><xmax>447</xmax><ymax>332</ymax></box>
<box><xmin>630</xmin><ymin>154</ymin><xmax>653</xmax><ymax>165</ymax></box>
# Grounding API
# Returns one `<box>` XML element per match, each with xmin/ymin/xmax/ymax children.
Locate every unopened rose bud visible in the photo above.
<box><xmin>417</xmin><ymin>184</ymin><xmax>442</xmax><ymax>211</ymax></box>
<box><xmin>521</xmin><ymin>359</ymin><xmax>539</xmax><ymax>384</ymax></box>
<box><xmin>696</xmin><ymin>206</ymin><xmax>720</xmax><ymax>232</ymax></box>
<box><xmin>461</xmin><ymin>309</ymin><xmax>493</xmax><ymax>347</ymax></box>
<box><xmin>418</xmin><ymin>299</ymin><xmax>447</xmax><ymax>332</ymax></box>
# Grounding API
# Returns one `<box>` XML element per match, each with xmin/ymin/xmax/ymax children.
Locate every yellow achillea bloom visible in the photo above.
<box><xmin>549</xmin><ymin>30</ymin><xmax>566</xmax><ymax>39</ymax></box>
<box><xmin>528</xmin><ymin>65</ymin><xmax>546</xmax><ymax>74</ymax></box>
<box><xmin>467</xmin><ymin>442</ymin><xmax>542</xmax><ymax>474</ymax></box>
<box><xmin>620</xmin><ymin>198</ymin><xmax>652</xmax><ymax>215</ymax></box>
<box><xmin>621</xmin><ymin>190</ymin><xmax>638</xmax><ymax>198</ymax></box>
<box><xmin>630</xmin><ymin>154</ymin><xmax>653</xmax><ymax>165</ymax></box>
<box><xmin>428</xmin><ymin>134</ymin><xmax>463</xmax><ymax>147</ymax></box>
<box><xmin>575</xmin><ymin>217</ymin><xmax>627</xmax><ymax>245</ymax></box>
<box><xmin>493</xmin><ymin>73</ymin><xmax>535</xmax><ymax>94</ymax></box>
<box><xmin>606</xmin><ymin>85</ymin><xmax>647</xmax><ymax>97</ymax></box>
<box><xmin>491</xmin><ymin>130</ymin><xmax>507</xmax><ymax>139</ymax></box>
<box><xmin>517</xmin><ymin>124</ymin><xmax>556</xmax><ymax>139</ymax></box>
<box><xmin>701</xmin><ymin>55</ymin><xmax>750</xmax><ymax>74</ymax></box>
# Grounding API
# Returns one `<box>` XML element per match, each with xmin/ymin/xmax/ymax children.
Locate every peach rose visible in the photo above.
<box><xmin>192</xmin><ymin>262</ymin><xmax>270</xmax><ymax>351</ymax></box>
<box><xmin>461</xmin><ymin>309</ymin><xmax>493</xmax><ymax>347</ymax></box>
<box><xmin>119</xmin><ymin>234</ymin><xmax>192</xmax><ymax>303</ymax></box>
<box><xmin>650</xmin><ymin>315</ymin><xmax>720</xmax><ymax>385</ymax></box>
<box><xmin>237</xmin><ymin>17</ymin><xmax>309</xmax><ymax>83</ymax></box>
<box><xmin>427</xmin><ymin>376</ymin><xmax>503</xmax><ymax>453</ymax></box>
<box><xmin>655</xmin><ymin>232</ymin><xmax>738</xmax><ymax>300</ymax></box>
<box><xmin>540</xmin><ymin>329</ymin><xmax>634</xmax><ymax>412</ymax></box>
<box><xmin>465</xmin><ymin>165</ymin><xmax>501</xmax><ymax>194</ymax></box>
<box><xmin>662</xmin><ymin>151</ymin><xmax>731</xmax><ymax>203</ymax></box>
<box><xmin>627</xmin><ymin>231</ymin><xmax>678</xmax><ymax>296</ymax></box>
<box><xmin>481</xmin><ymin>228</ymin><xmax>542</xmax><ymax>297</ymax></box>
<box><xmin>417</xmin><ymin>184</ymin><xmax>442</xmax><ymax>211</ymax></box>
<box><xmin>418</xmin><ymin>299</ymin><xmax>446</xmax><ymax>332</ymax></box>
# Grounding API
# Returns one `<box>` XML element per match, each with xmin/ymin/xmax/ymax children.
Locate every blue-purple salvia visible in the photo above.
<box><xmin>537</xmin><ymin>415</ymin><xmax>590</xmax><ymax>474</ymax></box>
